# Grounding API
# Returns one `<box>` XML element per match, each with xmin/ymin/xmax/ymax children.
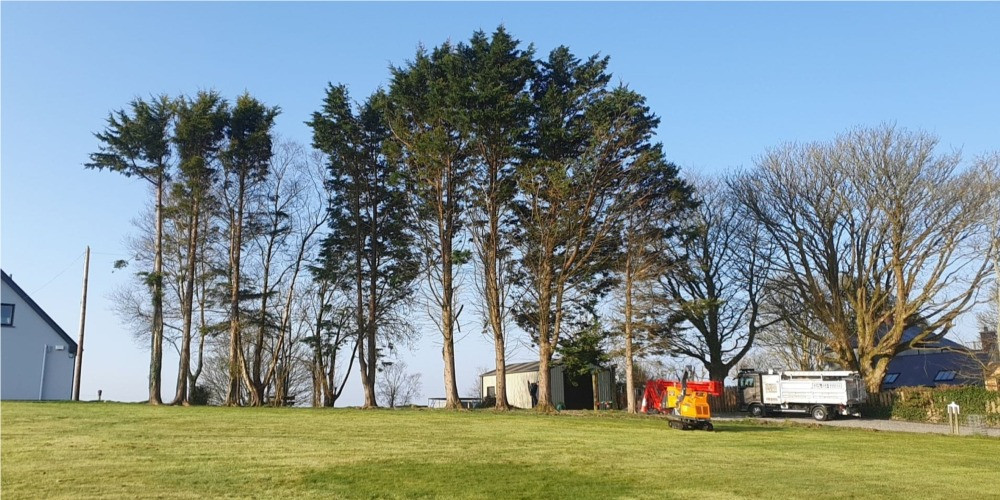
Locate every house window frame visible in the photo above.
<box><xmin>1</xmin><ymin>303</ymin><xmax>14</xmax><ymax>327</ymax></box>
<box><xmin>883</xmin><ymin>373</ymin><xmax>900</xmax><ymax>384</ymax></box>
<box><xmin>933</xmin><ymin>370</ymin><xmax>956</xmax><ymax>382</ymax></box>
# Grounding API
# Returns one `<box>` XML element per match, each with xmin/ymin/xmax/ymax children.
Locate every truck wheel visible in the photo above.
<box><xmin>749</xmin><ymin>404</ymin><xmax>765</xmax><ymax>418</ymax></box>
<box><xmin>811</xmin><ymin>406</ymin><xmax>829</xmax><ymax>421</ymax></box>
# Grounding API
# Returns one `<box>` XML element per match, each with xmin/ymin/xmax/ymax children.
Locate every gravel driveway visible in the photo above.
<box><xmin>713</xmin><ymin>413</ymin><xmax>1000</xmax><ymax>437</ymax></box>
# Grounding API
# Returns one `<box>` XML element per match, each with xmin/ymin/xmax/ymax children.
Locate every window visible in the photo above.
<box><xmin>738</xmin><ymin>376</ymin><xmax>755</xmax><ymax>388</ymax></box>
<box><xmin>934</xmin><ymin>370</ymin><xmax>956</xmax><ymax>382</ymax></box>
<box><xmin>1</xmin><ymin>304</ymin><xmax>13</xmax><ymax>326</ymax></box>
<box><xmin>884</xmin><ymin>373</ymin><xmax>899</xmax><ymax>384</ymax></box>
<box><xmin>486</xmin><ymin>386</ymin><xmax>496</xmax><ymax>398</ymax></box>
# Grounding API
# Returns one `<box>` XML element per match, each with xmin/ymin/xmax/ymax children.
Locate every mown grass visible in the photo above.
<box><xmin>2</xmin><ymin>402</ymin><xmax>997</xmax><ymax>499</ymax></box>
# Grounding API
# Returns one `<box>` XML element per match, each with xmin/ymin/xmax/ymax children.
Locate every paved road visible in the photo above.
<box><xmin>714</xmin><ymin>413</ymin><xmax>999</xmax><ymax>437</ymax></box>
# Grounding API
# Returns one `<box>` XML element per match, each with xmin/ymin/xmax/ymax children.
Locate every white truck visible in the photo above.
<box><xmin>736</xmin><ymin>368</ymin><xmax>868</xmax><ymax>421</ymax></box>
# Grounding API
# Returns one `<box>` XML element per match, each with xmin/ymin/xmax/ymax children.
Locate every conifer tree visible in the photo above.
<box><xmin>87</xmin><ymin>95</ymin><xmax>174</xmax><ymax>405</ymax></box>
<box><xmin>310</xmin><ymin>86</ymin><xmax>419</xmax><ymax>408</ymax></box>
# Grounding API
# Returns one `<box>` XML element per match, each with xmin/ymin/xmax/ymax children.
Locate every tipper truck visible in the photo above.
<box><xmin>737</xmin><ymin>368</ymin><xmax>868</xmax><ymax>421</ymax></box>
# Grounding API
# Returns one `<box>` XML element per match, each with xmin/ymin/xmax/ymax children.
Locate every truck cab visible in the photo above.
<box><xmin>736</xmin><ymin>369</ymin><xmax>765</xmax><ymax>416</ymax></box>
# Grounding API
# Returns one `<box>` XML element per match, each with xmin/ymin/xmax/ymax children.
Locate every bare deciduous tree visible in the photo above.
<box><xmin>376</xmin><ymin>361</ymin><xmax>422</xmax><ymax>408</ymax></box>
<box><xmin>661</xmin><ymin>177</ymin><xmax>774</xmax><ymax>383</ymax></box>
<box><xmin>734</xmin><ymin>125</ymin><xmax>997</xmax><ymax>391</ymax></box>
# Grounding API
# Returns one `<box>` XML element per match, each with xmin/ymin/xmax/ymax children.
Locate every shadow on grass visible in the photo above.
<box><xmin>302</xmin><ymin>461</ymin><xmax>638</xmax><ymax>498</ymax></box>
<box><xmin>710</xmin><ymin>424</ymin><xmax>786</xmax><ymax>433</ymax></box>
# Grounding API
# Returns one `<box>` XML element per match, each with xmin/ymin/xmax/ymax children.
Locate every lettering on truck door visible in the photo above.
<box><xmin>763</xmin><ymin>383</ymin><xmax>780</xmax><ymax>404</ymax></box>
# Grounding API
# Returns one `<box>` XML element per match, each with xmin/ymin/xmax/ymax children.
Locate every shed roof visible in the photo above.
<box><xmin>1</xmin><ymin>270</ymin><xmax>78</xmax><ymax>353</ymax></box>
<box><xmin>481</xmin><ymin>360</ymin><xmax>611</xmax><ymax>377</ymax></box>
<box><xmin>481</xmin><ymin>361</ymin><xmax>544</xmax><ymax>377</ymax></box>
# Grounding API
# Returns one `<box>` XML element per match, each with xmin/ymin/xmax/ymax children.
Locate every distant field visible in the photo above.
<box><xmin>2</xmin><ymin>403</ymin><xmax>997</xmax><ymax>499</ymax></box>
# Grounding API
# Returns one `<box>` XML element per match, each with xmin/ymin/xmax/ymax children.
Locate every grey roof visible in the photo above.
<box><xmin>851</xmin><ymin>325</ymin><xmax>965</xmax><ymax>350</ymax></box>
<box><xmin>1</xmin><ymin>270</ymin><xmax>78</xmax><ymax>353</ymax></box>
<box><xmin>481</xmin><ymin>361</ymin><xmax>545</xmax><ymax>377</ymax></box>
<box><xmin>480</xmin><ymin>359</ymin><xmax>612</xmax><ymax>377</ymax></box>
<box><xmin>882</xmin><ymin>349</ymin><xmax>989</xmax><ymax>389</ymax></box>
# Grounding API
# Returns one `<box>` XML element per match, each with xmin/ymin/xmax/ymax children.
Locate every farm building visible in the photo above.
<box><xmin>1</xmin><ymin>270</ymin><xmax>78</xmax><ymax>400</ymax></box>
<box><xmin>480</xmin><ymin>361</ymin><xmax>615</xmax><ymax>409</ymax></box>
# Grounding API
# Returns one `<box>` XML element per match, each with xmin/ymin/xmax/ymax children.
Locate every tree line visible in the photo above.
<box><xmin>89</xmin><ymin>26</ymin><xmax>998</xmax><ymax>410</ymax></box>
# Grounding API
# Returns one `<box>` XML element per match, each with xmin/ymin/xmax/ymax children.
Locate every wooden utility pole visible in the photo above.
<box><xmin>72</xmin><ymin>246</ymin><xmax>90</xmax><ymax>401</ymax></box>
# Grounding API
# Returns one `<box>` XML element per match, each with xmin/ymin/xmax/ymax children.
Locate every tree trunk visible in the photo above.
<box><xmin>535</xmin><ymin>264</ymin><xmax>555</xmax><ymax>412</ymax></box>
<box><xmin>861</xmin><ymin>353</ymin><xmax>892</xmax><ymax>394</ymax></box>
<box><xmin>226</xmin><ymin>180</ymin><xmax>250</xmax><ymax>406</ymax></box>
<box><xmin>366</xmin><ymin>182</ymin><xmax>381</xmax><ymax>409</ymax></box>
<box><xmin>624</xmin><ymin>256</ymin><xmax>636</xmax><ymax>413</ymax></box>
<box><xmin>708</xmin><ymin>365</ymin><xmax>729</xmax><ymax>385</ymax></box>
<box><xmin>355</xmin><ymin>210</ymin><xmax>377</xmax><ymax>408</ymax></box>
<box><xmin>440</xmin><ymin>203</ymin><xmax>461</xmax><ymax>409</ymax></box>
<box><xmin>188</xmin><ymin>224</ymin><xmax>210</xmax><ymax>402</ymax></box>
<box><xmin>486</xmin><ymin>216</ymin><xmax>510</xmax><ymax>411</ymax></box>
<box><xmin>172</xmin><ymin>207</ymin><xmax>199</xmax><ymax>406</ymax></box>
<box><xmin>252</xmin><ymin>241</ymin><xmax>275</xmax><ymax>406</ymax></box>
<box><xmin>149</xmin><ymin>175</ymin><xmax>165</xmax><ymax>405</ymax></box>
<box><xmin>537</xmin><ymin>341</ymin><xmax>552</xmax><ymax>412</ymax></box>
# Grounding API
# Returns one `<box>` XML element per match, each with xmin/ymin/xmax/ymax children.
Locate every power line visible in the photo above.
<box><xmin>30</xmin><ymin>250</ymin><xmax>86</xmax><ymax>294</ymax></box>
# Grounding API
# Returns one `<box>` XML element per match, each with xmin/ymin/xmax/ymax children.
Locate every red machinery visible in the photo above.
<box><xmin>640</xmin><ymin>374</ymin><xmax>722</xmax><ymax>431</ymax></box>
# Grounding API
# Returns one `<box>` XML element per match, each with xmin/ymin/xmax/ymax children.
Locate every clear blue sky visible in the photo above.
<box><xmin>2</xmin><ymin>2</ymin><xmax>998</xmax><ymax>404</ymax></box>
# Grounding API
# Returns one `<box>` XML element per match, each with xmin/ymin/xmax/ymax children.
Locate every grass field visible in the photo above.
<box><xmin>2</xmin><ymin>402</ymin><xmax>998</xmax><ymax>499</ymax></box>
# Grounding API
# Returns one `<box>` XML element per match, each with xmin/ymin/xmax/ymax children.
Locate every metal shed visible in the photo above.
<box><xmin>480</xmin><ymin>360</ymin><xmax>615</xmax><ymax>409</ymax></box>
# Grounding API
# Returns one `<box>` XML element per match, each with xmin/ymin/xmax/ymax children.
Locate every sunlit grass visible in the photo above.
<box><xmin>1</xmin><ymin>402</ymin><xmax>996</xmax><ymax>499</ymax></box>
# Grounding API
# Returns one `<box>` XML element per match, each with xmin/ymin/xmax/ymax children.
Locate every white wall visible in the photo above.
<box><xmin>481</xmin><ymin>366</ymin><xmax>573</xmax><ymax>409</ymax></box>
<box><xmin>482</xmin><ymin>371</ymin><xmax>539</xmax><ymax>409</ymax></box>
<box><xmin>1</xmin><ymin>279</ymin><xmax>76</xmax><ymax>400</ymax></box>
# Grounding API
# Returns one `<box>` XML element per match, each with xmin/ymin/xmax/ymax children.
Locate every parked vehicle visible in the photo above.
<box><xmin>737</xmin><ymin>368</ymin><xmax>867</xmax><ymax>421</ymax></box>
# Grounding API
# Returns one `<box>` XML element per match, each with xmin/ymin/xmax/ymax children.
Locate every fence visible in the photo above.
<box><xmin>620</xmin><ymin>386</ymin><xmax>743</xmax><ymax>413</ymax></box>
<box><xmin>427</xmin><ymin>397</ymin><xmax>481</xmax><ymax>409</ymax></box>
<box><xmin>708</xmin><ymin>387</ymin><xmax>742</xmax><ymax>413</ymax></box>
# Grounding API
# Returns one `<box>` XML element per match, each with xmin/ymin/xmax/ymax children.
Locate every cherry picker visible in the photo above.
<box><xmin>639</xmin><ymin>370</ymin><xmax>722</xmax><ymax>431</ymax></box>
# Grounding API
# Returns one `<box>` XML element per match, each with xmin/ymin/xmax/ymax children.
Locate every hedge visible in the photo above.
<box><xmin>864</xmin><ymin>386</ymin><xmax>1000</xmax><ymax>426</ymax></box>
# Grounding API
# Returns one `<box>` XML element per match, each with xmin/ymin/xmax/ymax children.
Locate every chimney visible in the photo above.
<box><xmin>980</xmin><ymin>326</ymin><xmax>999</xmax><ymax>362</ymax></box>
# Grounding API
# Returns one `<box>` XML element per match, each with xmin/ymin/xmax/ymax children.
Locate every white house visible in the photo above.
<box><xmin>480</xmin><ymin>360</ymin><xmax>615</xmax><ymax>410</ymax></box>
<box><xmin>1</xmin><ymin>270</ymin><xmax>77</xmax><ymax>400</ymax></box>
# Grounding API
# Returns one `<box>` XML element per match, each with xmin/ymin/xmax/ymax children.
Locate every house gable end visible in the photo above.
<box><xmin>1</xmin><ymin>270</ymin><xmax>78</xmax><ymax>353</ymax></box>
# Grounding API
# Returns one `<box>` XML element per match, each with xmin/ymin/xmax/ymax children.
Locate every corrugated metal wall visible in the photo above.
<box><xmin>482</xmin><ymin>365</ymin><xmax>615</xmax><ymax>409</ymax></box>
<box><xmin>597</xmin><ymin>370</ymin><xmax>615</xmax><ymax>404</ymax></box>
<box><xmin>482</xmin><ymin>371</ymin><xmax>540</xmax><ymax>409</ymax></box>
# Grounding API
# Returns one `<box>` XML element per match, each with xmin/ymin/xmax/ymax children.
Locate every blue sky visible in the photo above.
<box><xmin>2</xmin><ymin>2</ymin><xmax>998</xmax><ymax>404</ymax></box>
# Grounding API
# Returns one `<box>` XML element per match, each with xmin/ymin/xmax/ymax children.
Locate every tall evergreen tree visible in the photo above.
<box><xmin>513</xmin><ymin>47</ymin><xmax>665</xmax><ymax>411</ymax></box>
<box><xmin>221</xmin><ymin>93</ymin><xmax>280</xmax><ymax>406</ymax></box>
<box><xmin>169</xmin><ymin>91</ymin><xmax>228</xmax><ymax>405</ymax></box>
<box><xmin>87</xmin><ymin>95</ymin><xmax>174</xmax><ymax>405</ymax></box>
<box><xmin>383</xmin><ymin>42</ymin><xmax>474</xmax><ymax>409</ymax></box>
<box><xmin>310</xmin><ymin>85</ymin><xmax>419</xmax><ymax>408</ymax></box>
<box><xmin>464</xmin><ymin>27</ymin><xmax>535</xmax><ymax>410</ymax></box>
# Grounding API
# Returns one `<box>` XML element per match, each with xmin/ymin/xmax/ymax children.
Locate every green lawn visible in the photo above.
<box><xmin>1</xmin><ymin>402</ymin><xmax>997</xmax><ymax>499</ymax></box>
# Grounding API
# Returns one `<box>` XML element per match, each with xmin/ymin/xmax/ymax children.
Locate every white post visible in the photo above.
<box><xmin>947</xmin><ymin>401</ymin><xmax>960</xmax><ymax>435</ymax></box>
